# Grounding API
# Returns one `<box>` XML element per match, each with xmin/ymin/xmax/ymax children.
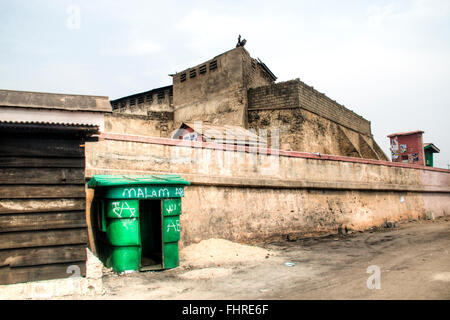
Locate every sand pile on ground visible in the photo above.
<box><xmin>180</xmin><ymin>238</ymin><xmax>274</xmax><ymax>268</ymax></box>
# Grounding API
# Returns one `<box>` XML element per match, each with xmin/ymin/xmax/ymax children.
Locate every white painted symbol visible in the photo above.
<box><xmin>112</xmin><ymin>202</ymin><xmax>122</xmax><ymax>217</ymax></box>
<box><xmin>165</xmin><ymin>203</ymin><xmax>176</xmax><ymax>214</ymax></box>
<box><xmin>175</xmin><ymin>188</ymin><xmax>184</xmax><ymax>197</ymax></box>
<box><xmin>122</xmin><ymin>188</ymin><xmax>137</xmax><ymax>198</ymax></box>
<box><xmin>367</xmin><ymin>265</ymin><xmax>381</xmax><ymax>289</ymax></box>
<box><xmin>112</xmin><ymin>201</ymin><xmax>136</xmax><ymax>217</ymax></box>
<box><xmin>166</xmin><ymin>219</ymin><xmax>180</xmax><ymax>232</ymax></box>
<box><xmin>159</xmin><ymin>188</ymin><xmax>169</xmax><ymax>197</ymax></box>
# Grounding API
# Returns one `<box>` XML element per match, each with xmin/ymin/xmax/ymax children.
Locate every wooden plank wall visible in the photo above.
<box><xmin>0</xmin><ymin>132</ymin><xmax>88</xmax><ymax>285</ymax></box>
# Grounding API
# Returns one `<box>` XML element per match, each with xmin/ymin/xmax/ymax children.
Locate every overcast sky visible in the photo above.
<box><xmin>0</xmin><ymin>0</ymin><xmax>449</xmax><ymax>168</ymax></box>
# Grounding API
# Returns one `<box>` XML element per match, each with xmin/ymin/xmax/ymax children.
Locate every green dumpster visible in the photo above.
<box><xmin>88</xmin><ymin>174</ymin><xmax>190</xmax><ymax>273</ymax></box>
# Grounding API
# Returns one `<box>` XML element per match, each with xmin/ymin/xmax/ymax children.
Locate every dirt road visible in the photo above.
<box><xmin>69</xmin><ymin>217</ymin><xmax>450</xmax><ymax>300</ymax></box>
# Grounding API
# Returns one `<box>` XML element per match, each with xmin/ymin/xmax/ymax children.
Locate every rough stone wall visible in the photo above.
<box><xmin>297</xmin><ymin>80</ymin><xmax>372</xmax><ymax>136</ymax></box>
<box><xmin>242</xmin><ymin>53</ymin><xmax>275</xmax><ymax>90</ymax></box>
<box><xmin>85</xmin><ymin>134</ymin><xmax>450</xmax><ymax>246</ymax></box>
<box><xmin>248</xmin><ymin>80</ymin><xmax>388</xmax><ymax>160</ymax></box>
<box><xmin>248</xmin><ymin>79</ymin><xmax>371</xmax><ymax>136</ymax></box>
<box><xmin>248</xmin><ymin>80</ymin><xmax>300</xmax><ymax>110</ymax></box>
<box><xmin>110</xmin><ymin>87</ymin><xmax>173</xmax><ymax>116</ymax></box>
<box><xmin>172</xmin><ymin>47</ymin><xmax>273</xmax><ymax>127</ymax></box>
<box><xmin>104</xmin><ymin>112</ymin><xmax>174</xmax><ymax>138</ymax></box>
<box><xmin>248</xmin><ymin>108</ymin><xmax>369</xmax><ymax>156</ymax></box>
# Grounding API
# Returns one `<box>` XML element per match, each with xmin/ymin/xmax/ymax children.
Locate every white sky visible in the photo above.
<box><xmin>0</xmin><ymin>0</ymin><xmax>449</xmax><ymax>168</ymax></box>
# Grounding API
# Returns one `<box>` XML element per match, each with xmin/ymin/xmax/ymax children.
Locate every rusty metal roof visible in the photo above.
<box><xmin>0</xmin><ymin>119</ymin><xmax>98</xmax><ymax>127</ymax></box>
<box><xmin>178</xmin><ymin>122</ymin><xmax>266</xmax><ymax>146</ymax></box>
<box><xmin>0</xmin><ymin>89</ymin><xmax>111</xmax><ymax>113</ymax></box>
<box><xmin>256</xmin><ymin>58</ymin><xmax>277</xmax><ymax>81</ymax></box>
<box><xmin>0</xmin><ymin>120</ymin><xmax>99</xmax><ymax>134</ymax></box>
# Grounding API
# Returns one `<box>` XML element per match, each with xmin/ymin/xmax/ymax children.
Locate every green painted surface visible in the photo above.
<box><xmin>107</xmin><ymin>246</ymin><xmax>141</xmax><ymax>272</ymax></box>
<box><xmin>99</xmin><ymin>200</ymin><xmax>107</xmax><ymax>232</ymax></box>
<box><xmin>89</xmin><ymin>175</ymin><xmax>188</xmax><ymax>272</ymax></box>
<box><xmin>101</xmin><ymin>186</ymin><xmax>185</xmax><ymax>199</ymax></box>
<box><xmin>162</xmin><ymin>199</ymin><xmax>181</xmax><ymax>269</ymax></box>
<box><xmin>106</xmin><ymin>200</ymin><xmax>139</xmax><ymax>218</ymax></box>
<box><xmin>162</xmin><ymin>198</ymin><xmax>182</xmax><ymax>216</ymax></box>
<box><xmin>163</xmin><ymin>242</ymin><xmax>179</xmax><ymax>269</ymax></box>
<box><xmin>425</xmin><ymin>150</ymin><xmax>434</xmax><ymax>167</ymax></box>
<box><xmin>162</xmin><ymin>216</ymin><xmax>181</xmax><ymax>243</ymax></box>
<box><xmin>88</xmin><ymin>174</ymin><xmax>190</xmax><ymax>188</ymax></box>
<box><xmin>107</xmin><ymin>218</ymin><xmax>141</xmax><ymax>246</ymax></box>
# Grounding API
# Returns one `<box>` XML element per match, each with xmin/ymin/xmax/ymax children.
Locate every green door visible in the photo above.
<box><xmin>425</xmin><ymin>150</ymin><xmax>433</xmax><ymax>167</ymax></box>
<box><xmin>161</xmin><ymin>199</ymin><xmax>182</xmax><ymax>269</ymax></box>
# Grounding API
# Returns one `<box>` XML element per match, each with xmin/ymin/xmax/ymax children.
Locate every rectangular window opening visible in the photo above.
<box><xmin>209</xmin><ymin>60</ymin><xmax>217</xmax><ymax>71</ymax></box>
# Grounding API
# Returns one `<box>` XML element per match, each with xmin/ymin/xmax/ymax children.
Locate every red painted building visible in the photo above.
<box><xmin>387</xmin><ymin>130</ymin><xmax>425</xmax><ymax>166</ymax></box>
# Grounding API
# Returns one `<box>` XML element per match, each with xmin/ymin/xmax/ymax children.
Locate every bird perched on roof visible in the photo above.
<box><xmin>236</xmin><ymin>35</ymin><xmax>247</xmax><ymax>47</ymax></box>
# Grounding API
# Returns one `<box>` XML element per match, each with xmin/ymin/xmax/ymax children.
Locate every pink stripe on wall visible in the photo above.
<box><xmin>97</xmin><ymin>132</ymin><xmax>450</xmax><ymax>173</ymax></box>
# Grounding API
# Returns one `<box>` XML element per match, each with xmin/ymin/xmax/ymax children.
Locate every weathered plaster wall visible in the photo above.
<box><xmin>85</xmin><ymin>134</ymin><xmax>450</xmax><ymax>246</ymax></box>
<box><xmin>172</xmin><ymin>47</ymin><xmax>272</xmax><ymax>127</ymax></box>
<box><xmin>248</xmin><ymin>80</ymin><xmax>388</xmax><ymax>160</ymax></box>
<box><xmin>249</xmin><ymin>107</ymin><xmax>384</xmax><ymax>159</ymax></box>
<box><xmin>104</xmin><ymin>112</ymin><xmax>174</xmax><ymax>138</ymax></box>
<box><xmin>181</xmin><ymin>187</ymin><xmax>428</xmax><ymax>244</ymax></box>
<box><xmin>110</xmin><ymin>86</ymin><xmax>173</xmax><ymax>116</ymax></box>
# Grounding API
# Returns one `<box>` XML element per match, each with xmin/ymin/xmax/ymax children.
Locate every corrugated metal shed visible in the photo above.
<box><xmin>0</xmin><ymin>89</ymin><xmax>111</xmax><ymax>113</ymax></box>
<box><xmin>173</xmin><ymin>122</ymin><xmax>267</xmax><ymax>147</ymax></box>
<box><xmin>0</xmin><ymin>120</ymin><xmax>99</xmax><ymax>134</ymax></box>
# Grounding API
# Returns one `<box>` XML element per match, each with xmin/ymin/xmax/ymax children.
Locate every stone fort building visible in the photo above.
<box><xmin>109</xmin><ymin>45</ymin><xmax>388</xmax><ymax>161</ymax></box>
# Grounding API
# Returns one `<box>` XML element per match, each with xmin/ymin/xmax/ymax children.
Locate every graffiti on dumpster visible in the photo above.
<box><xmin>112</xmin><ymin>201</ymin><xmax>136</xmax><ymax>218</ymax></box>
<box><xmin>166</xmin><ymin>219</ymin><xmax>180</xmax><ymax>233</ymax></box>
<box><xmin>175</xmin><ymin>188</ymin><xmax>184</xmax><ymax>197</ymax></box>
<box><xmin>163</xmin><ymin>200</ymin><xmax>181</xmax><ymax>215</ymax></box>
<box><xmin>120</xmin><ymin>187</ymin><xmax>176</xmax><ymax>198</ymax></box>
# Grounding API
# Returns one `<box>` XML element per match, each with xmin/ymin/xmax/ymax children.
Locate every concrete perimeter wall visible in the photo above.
<box><xmin>85</xmin><ymin>133</ymin><xmax>450</xmax><ymax>246</ymax></box>
<box><xmin>104</xmin><ymin>112</ymin><xmax>174</xmax><ymax>138</ymax></box>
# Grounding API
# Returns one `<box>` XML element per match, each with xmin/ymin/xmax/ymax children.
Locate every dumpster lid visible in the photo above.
<box><xmin>88</xmin><ymin>174</ymin><xmax>190</xmax><ymax>188</ymax></box>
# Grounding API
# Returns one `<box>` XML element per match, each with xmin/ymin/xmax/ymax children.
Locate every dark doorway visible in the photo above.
<box><xmin>139</xmin><ymin>200</ymin><xmax>162</xmax><ymax>270</ymax></box>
